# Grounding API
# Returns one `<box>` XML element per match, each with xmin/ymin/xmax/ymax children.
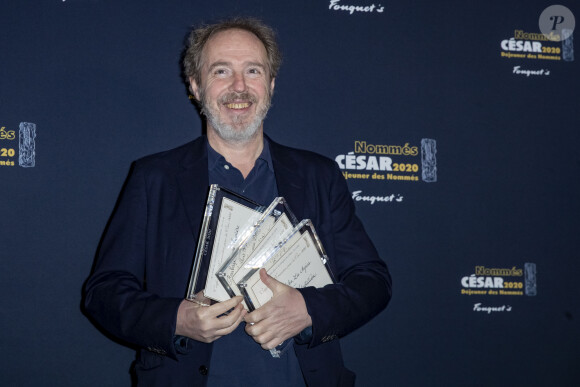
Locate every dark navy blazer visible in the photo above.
<box><xmin>84</xmin><ymin>136</ymin><xmax>392</xmax><ymax>386</ymax></box>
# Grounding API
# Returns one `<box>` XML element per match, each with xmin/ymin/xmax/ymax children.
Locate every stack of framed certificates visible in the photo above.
<box><xmin>186</xmin><ymin>185</ymin><xmax>335</xmax><ymax>312</ymax></box>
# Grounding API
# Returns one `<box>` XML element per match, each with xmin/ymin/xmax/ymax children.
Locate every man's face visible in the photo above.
<box><xmin>191</xmin><ymin>29</ymin><xmax>275</xmax><ymax>143</ymax></box>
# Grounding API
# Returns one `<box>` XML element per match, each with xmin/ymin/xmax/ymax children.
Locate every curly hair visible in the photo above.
<box><xmin>183</xmin><ymin>17</ymin><xmax>282</xmax><ymax>87</ymax></box>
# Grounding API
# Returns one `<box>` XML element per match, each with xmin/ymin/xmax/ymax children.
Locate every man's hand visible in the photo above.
<box><xmin>175</xmin><ymin>292</ymin><xmax>246</xmax><ymax>343</ymax></box>
<box><xmin>244</xmin><ymin>269</ymin><xmax>312</xmax><ymax>350</ymax></box>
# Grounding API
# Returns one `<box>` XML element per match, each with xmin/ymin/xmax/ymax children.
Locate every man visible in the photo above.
<box><xmin>84</xmin><ymin>17</ymin><xmax>391</xmax><ymax>386</ymax></box>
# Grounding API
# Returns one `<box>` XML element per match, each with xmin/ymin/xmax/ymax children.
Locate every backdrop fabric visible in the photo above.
<box><xmin>1</xmin><ymin>1</ymin><xmax>578</xmax><ymax>386</ymax></box>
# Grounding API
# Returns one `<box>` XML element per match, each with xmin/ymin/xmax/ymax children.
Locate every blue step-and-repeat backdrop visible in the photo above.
<box><xmin>1</xmin><ymin>1</ymin><xmax>578</xmax><ymax>385</ymax></box>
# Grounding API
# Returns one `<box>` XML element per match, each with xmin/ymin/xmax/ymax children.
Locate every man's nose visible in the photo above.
<box><xmin>230</xmin><ymin>72</ymin><xmax>246</xmax><ymax>92</ymax></box>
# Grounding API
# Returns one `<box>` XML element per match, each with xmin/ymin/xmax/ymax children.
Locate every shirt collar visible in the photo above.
<box><xmin>206</xmin><ymin>137</ymin><xmax>274</xmax><ymax>173</ymax></box>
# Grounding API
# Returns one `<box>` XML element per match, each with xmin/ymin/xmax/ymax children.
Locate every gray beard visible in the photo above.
<box><xmin>200</xmin><ymin>90</ymin><xmax>271</xmax><ymax>144</ymax></box>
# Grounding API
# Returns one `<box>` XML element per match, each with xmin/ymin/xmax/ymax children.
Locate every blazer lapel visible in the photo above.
<box><xmin>269</xmin><ymin>138</ymin><xmax>308</xmax><ymax>221</ymax></box>
<box><xmin>176</xmin><ymin>138</ymin><xmax>209</xmax><ymax>238</ymax></box>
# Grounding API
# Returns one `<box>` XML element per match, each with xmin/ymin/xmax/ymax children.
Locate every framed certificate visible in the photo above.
<box><xmin>216</xmin><ymin>197</ymin><xmax>298</xmax><ymax>305</ymax></box>
<box><xmin>185</xmin><ymin>185</ymin><xmax>264</xmax><ymax>301</ymax></box>
<box><xmin>237</xmin><ymin>219</ymin><xmax>336</xmax><ymax>312</ymax></box>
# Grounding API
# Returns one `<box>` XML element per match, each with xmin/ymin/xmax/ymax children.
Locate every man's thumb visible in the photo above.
<box><xmin>259</xmin><ymin>268</ymin><xmax>281</xmax><ymax>293</ymax></box>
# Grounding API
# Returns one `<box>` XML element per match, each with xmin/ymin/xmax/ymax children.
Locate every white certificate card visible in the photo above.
<box><xmin>203</xmin><ymin>197</ymin><xmax>262</xmax><ymax>301</ymax></box>
<box><xmin>239</xmin><ymin>220</ymin><xmax>334</xmax><ymax>310</ymax></box>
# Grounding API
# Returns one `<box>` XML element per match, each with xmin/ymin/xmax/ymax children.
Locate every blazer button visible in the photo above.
<box><xmin>199</xmin><ymin>365</ymin><xmax>208</xmax><ymax>376</ymax></box>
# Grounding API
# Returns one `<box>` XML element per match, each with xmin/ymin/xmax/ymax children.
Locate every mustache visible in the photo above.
<box><xmin>219</xmin><ymin>92</ymin><xmax>258</xmax><ymax>104</ymax></box>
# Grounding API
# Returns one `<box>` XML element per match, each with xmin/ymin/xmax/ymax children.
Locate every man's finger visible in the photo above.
<box><xmin>208</xmin><ymin>295</ymin><xmax>244</xmax><ymax>317</ymax></box>
<box><xmin>215</xmin><ymin>305</ymin><xmax>247</xmax><ymax>336</ymax></box>
<box><xmin>194</xmin><ymin>290</ymin><xmax>212</xmax><ymax>305</ymax></box>
<box><xmin>197</xmin><ymin>303</ymin><xmax>245</xmax><ymax>336</ymax></box>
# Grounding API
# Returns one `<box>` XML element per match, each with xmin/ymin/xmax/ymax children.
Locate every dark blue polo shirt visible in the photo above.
<box><xmin>206</xmin><ymin>138</ymin><xmax>305</xmax><ymax>387</ymax></box>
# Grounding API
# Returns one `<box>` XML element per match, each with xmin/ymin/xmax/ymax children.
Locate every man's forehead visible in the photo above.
<box><xmin>202</xmin><ymin>28</ymin><xmax>267</xmax><ymax>63</ymax></box>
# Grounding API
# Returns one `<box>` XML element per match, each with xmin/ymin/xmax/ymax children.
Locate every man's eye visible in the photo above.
<box><xmin>214</xmin><ymin>69</ymin><xmax>228</xmax><ymax>75</ymax></box>
<box><xmin>248</xmin><ymin>68</ymin><xmax>261</xmax><ymax>75</ymax></box>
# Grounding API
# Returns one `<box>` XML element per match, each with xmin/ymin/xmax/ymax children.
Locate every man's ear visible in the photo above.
<box><xmin>189</xmin><ymin>77</ymin><xmax>201</xmax><ymax>101</ymax></box>
<box><xmin>270</xmin><ymin>77</ymin><xmax>276</xmax><ymax>94</ymax></box>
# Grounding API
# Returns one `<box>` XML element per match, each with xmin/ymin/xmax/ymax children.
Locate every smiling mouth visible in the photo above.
<box><xmin>225</xmin><ymin>102</ymin><xmax>250</xmax><ymax>109</ymax></box>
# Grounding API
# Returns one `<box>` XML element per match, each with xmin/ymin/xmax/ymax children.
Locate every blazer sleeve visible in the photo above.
<box><xmin>296</xmin><ymin>161</ymin><xmax>392</xmax><ymax>348</ymax></box>
<box><xmin>83</xmin><ymin>161</ymin><xmax>183</xmax><ymax>360</ymax></box>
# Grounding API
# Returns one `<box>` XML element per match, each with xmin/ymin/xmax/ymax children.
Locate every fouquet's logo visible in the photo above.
<box><xmin>351</xmin><ymin>190</ymin><xmax>403</xmax><ymax>205</ymax></box>
<box><xmin>513</xmin><ymin>66</ymin><xmax>550</xmax><ymax>76</ymax></box>
<box><xmin>473</xmin><ymin>303</ymin><xmax>512</xmax><ymax>314</ymax></box>
<box><xmin>328</xmin><ymin>0</ymin><xmax>385</xmax><ymax>15</ymax></box>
